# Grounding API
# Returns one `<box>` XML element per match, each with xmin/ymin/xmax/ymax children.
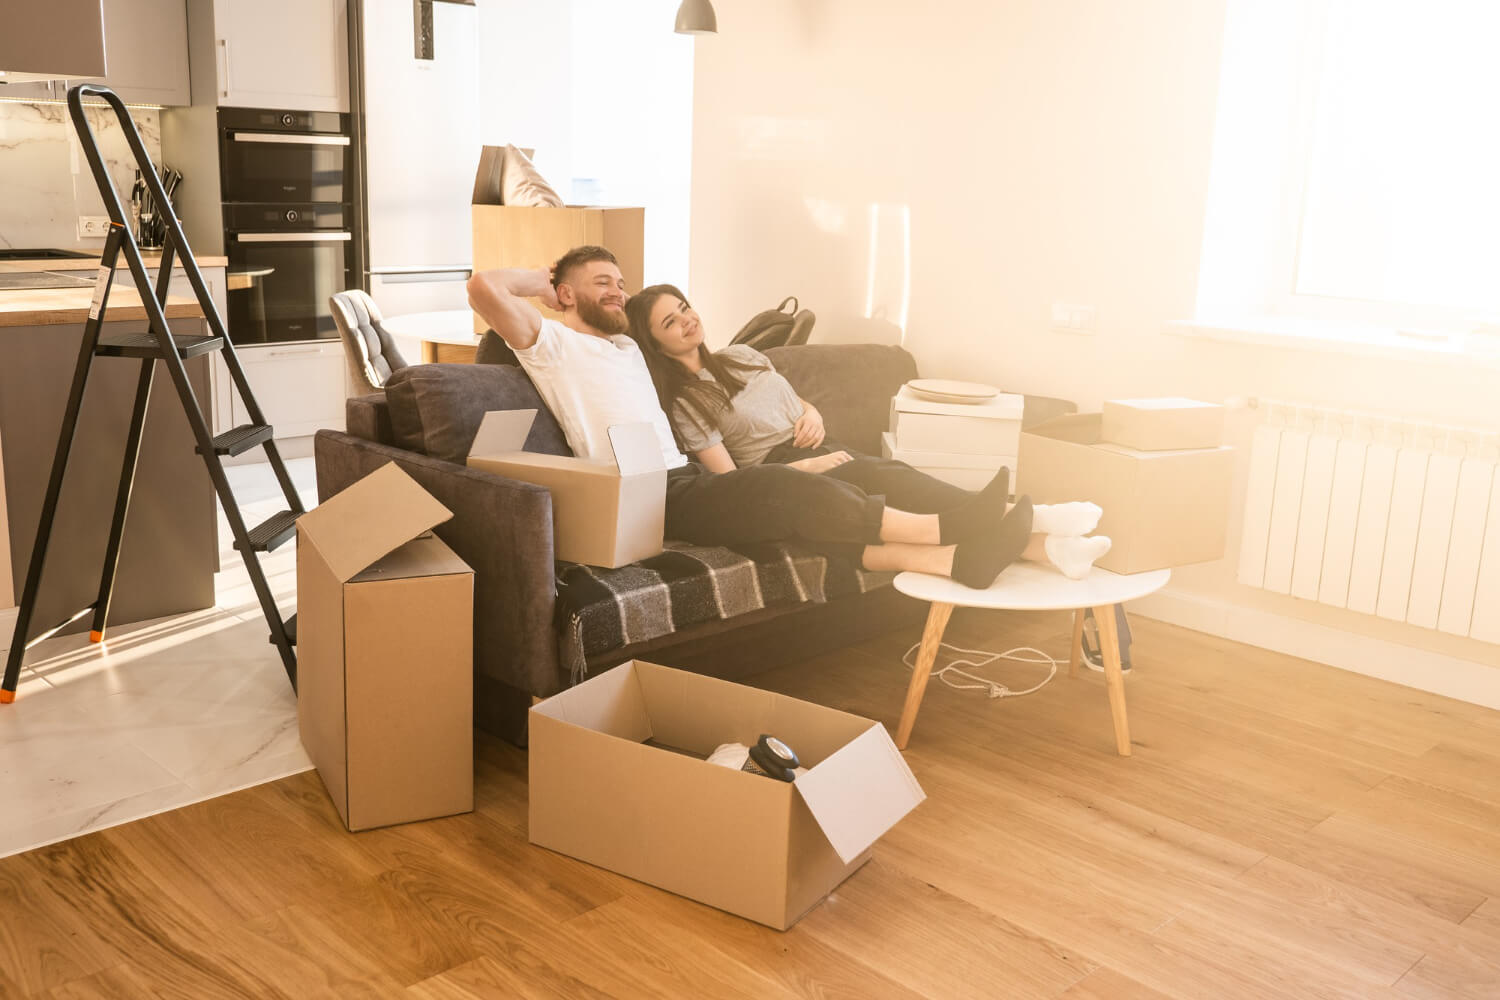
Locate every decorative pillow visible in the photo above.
<box><xmin>382</xmin><ymin>363</ymin><xmax>571</xmax><ymax>463</ymax></box>
<box><xmin>500</xmin><ymin>144</ymin><xmax>564</xmax><ymax>207</ymax></box>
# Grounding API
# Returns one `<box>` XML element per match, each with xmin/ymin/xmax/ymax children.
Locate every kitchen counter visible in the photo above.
<box><xmin>0</xmin><ymin>254</ymin><xmax>230</xmax><ymax>273</ymax></box>
<box><xmin>0</xmin><ymin>284</ymin><xmax>205</xmax><ymax>328</ymax></box>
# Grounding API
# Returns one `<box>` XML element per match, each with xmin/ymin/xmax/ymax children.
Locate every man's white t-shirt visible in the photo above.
<box><xmin>512</xmin><ymin>317</ymin><xmax>688</xmax><ymax>470</ymax></box>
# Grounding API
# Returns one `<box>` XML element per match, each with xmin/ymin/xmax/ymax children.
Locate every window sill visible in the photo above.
<box><xmin>1165</xmin><ymin>316</ymin><xmax>1500</xmax><ymax>370</ymax></box>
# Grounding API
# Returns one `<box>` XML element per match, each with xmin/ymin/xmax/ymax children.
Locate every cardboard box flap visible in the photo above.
<box><xmin>607</xmin><ymin>423</ymin><xmax>666</xmax><ymax>476</ymax></box>
<box><xmin>297</xmin><ymin>463</ymin><xmax>453</xmax><ymax>583</ymax></box>
<box><xmin>471</xmin><ymin>409</ymin><xmax>538</xmax><ymax>457</ymax></box>
<box><xmin>794</xmin><ymin>725</ymin><xmax>926</xmax><ymax>863</ymax></box>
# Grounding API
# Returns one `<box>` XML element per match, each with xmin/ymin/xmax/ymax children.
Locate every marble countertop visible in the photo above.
<box><xmin>0</xmin><ymin>253</ymin><xmax>229</xmax><ymax>274</ymax></box>
<box><xmin>0</xmin><ymin>284</ymin><xmax>204</xmax><ymax>327</ymax></box>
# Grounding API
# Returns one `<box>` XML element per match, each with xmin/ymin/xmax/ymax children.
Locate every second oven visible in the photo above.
<box><xmin>225</xmin><ymin>204</ymin><xmax>352</xmax><ymax>345</ymax></box>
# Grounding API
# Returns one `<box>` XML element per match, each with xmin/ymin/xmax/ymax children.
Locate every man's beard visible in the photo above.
<box><xmin>577</xmin><ymin>296</ymin><xmax>628</xmax><ymax>335</ymax></box>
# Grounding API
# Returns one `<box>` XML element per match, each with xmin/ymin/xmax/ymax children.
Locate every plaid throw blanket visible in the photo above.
<box><xmin>555</xmin><ymin>540</ymin><xmax>893</xmax><ymax>684</ymax></box>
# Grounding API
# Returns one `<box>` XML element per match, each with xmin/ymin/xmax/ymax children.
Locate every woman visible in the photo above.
<box><xmin>624</xmin><ymin>284</ymin><xmax>1112</xmax><ymax>579</ymax></box>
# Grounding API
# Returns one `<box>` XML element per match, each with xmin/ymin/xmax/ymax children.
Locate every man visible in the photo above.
<box><xmin>466</xmin><ymin>246</ymin><xmax>1035</xmax><ymax>588</ymax></box>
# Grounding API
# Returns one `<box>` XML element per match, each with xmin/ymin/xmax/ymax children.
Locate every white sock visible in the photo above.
<box><xmin>1044</xmin><ymin>534</ymin><xmax>1112</xmax><ymax>579</ymax></box>
<box><xmin>1032</xmin><ymin>502</ymin><xmax>1102</xmax><ymax>538</ymax></box>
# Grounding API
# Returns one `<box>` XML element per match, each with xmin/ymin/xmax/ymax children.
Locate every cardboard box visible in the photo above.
<box><xmin>297</xmin><ymin>463</ymin><xmax>475</xmax><ymax>832</ymax></box>
<box><xmin>467</xmin><ymin>409</ymin><xmax>666</xmax><ymax>568</ymax></box>
<box><xmin>529</xmin><ymin>661</ymin><xmax>926</xmax><ymax>930</ymax></box>
<box><xmin>1101</xmin><ymin>397</ymin><xmax>1225</xmax><ymax>451</ymax></box>
<box><xmin>881</xmin><ymin>431</ymin><xmax>1015</xmax><ymax>491</ymax></box>
<box><xmin>889</xmin><ymin>385</ymin><xmax>1023</xmax><ymax>455</ymax></box>
<box><xmin>1017</xmin><ymin>413</ymin><xmax>1234</xmax><ymax>574</ymax></box>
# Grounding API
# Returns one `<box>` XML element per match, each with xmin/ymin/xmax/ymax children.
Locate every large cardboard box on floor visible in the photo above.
<box><xmin>1101</xmin><ymin>397</ymin><xmax>1225</xmax><ymax>451</ymax></box>
<box><xmin>297</xmin><ymin>463</ymin><xmax>474</xmax><ymax>832</ymax></box>
<box><xmin>881</xmin><ymin>431</ymin><xmax>1014</xmax><ymax>491</ymax></box>
<box><xmin>1018</xmin><ymin>413</ymin><xmax>1234</xmax><ymax>574</ymax></box>
<box><xmin>889</xmin><ymin>385</ymin><xmax>1024</xmax><ymax>455</ymax></box>
<box><xmin>529</xmin><ymin>660</ymin><xmax>926</xmax><ymax>930</ymax></box>
<box><xmin>467</xmin><ymin>409</ymin><xmax>666</xmax><ymax>568</ymax></box>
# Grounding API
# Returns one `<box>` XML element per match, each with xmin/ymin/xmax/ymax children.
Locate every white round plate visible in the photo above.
<box><xmin>905</xmin><ymin>379</ymin><xmax>1000</xmax><ymax>405</ymax></box>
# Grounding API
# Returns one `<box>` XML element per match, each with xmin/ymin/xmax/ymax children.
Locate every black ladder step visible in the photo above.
<box><xmin>96</xmin><ymin>331</ymin><xmax>224</xmax><ymax>359</ymax></box>
<box><xmin>236</xmin><ymin>510</ymin><xmax>300</xmax><ymax>553</ymax></box>
<box><xmin>198</xmin><ymin>423</ymin><xmax>274</xmax><ymax>457</ymax></box>
<box><xmin>275</xmin><ymin>613</ymin><xmax>297</xmax><ymax>647</ymax></box>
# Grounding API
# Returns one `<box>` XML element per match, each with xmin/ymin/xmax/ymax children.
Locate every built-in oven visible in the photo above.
<box><xmin>219</xmin><ymin>107</ymin><xmax>351</xmax><ymax>204</ymax></box>
<box><xmin>224</xmin><ymin>204</ymin><xmax>352</xmax><ymax>345</ymax></box>
<box><xmin>219</xmin><ymin>106</ymin><xmax>356</xmax><ymax>344</ymax></box>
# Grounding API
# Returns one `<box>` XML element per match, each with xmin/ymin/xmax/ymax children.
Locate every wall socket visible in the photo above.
<box><xmin>1050</xmin><ymin>302</ymin><xmax>1097</xmax><ymax>334</ymax></box>
<box><xmin>76</xmin><ymin>216</ymin><xmax>112</xmax><ymax>239</ymax></box>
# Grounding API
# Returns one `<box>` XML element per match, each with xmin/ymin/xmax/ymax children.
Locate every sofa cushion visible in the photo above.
<box><xmin>765</xmin><ymin>344</ymin><xmax>918</xmax><ymax>455</ymax></box>
<box><xmin>474</xmin><ymin>329</ymin><xmax>521</xmax><ymax>366</ymax></box>
<box><xmin>383</xmin><ymin>363</ymin><xmax>572</xmax><ymax>463</ymax></box>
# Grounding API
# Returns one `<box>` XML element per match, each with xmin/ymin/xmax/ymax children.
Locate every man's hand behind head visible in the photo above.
<box><xmin>466</xmin><ymin>267</ymin><xmax>553</xmax><ymax>351</ymax></box>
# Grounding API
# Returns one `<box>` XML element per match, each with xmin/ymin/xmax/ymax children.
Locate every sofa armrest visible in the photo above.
<box><xmin>313</xmin><ymin>429</ymin><xmax>565</xmax><ymax>697</ymax></box>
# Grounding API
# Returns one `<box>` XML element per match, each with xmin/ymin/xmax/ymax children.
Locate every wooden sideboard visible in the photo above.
<box><xmin>471</xmin><ymin>205</ymin><xmax>645</xmax><ymax>337</ymax></box>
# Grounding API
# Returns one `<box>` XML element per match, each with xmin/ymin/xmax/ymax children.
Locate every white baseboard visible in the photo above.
<box><xmin>1131</xmin><ymin>586</ymin><xmax>1500</xmax><ymax>710</ymax></box>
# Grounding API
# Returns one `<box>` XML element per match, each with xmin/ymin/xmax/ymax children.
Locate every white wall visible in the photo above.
<box><xmin>688</xmin><ymin>0</ymin><xmax>1499</xmax><ymax>694</ymax></box>
<box><xmin>0</xmin><ymin>101</ymin><xmax>161</xmax><ymax>251</ymax></box>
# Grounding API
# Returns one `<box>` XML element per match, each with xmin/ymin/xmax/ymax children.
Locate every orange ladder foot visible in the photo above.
<box><xmin>89</xmin><ymin>630</ymin><xmax>105</xmax><ymax>643</ymax></box>
<box><xmin>0</xmin><ymin>690</ymin><xmax>15</xmax><ymax>704</ymax></box>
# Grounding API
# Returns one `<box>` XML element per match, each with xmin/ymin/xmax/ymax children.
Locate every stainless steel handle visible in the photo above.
<box><xmin>266</xmin><ymin>347</ymin><xmax>326</xmax><ymax>357</ymax></box>
<box><xmin>371</xmin><ymin>265</ymin><xmax>472</xmax><ymax>284</ymax></box>
<box><xmin>236</xmin><ymin>231</ymin><xmax>352</xmax><ymax>243</ymax></box>
<box><xmin>218</xmin><ymin>39</ymin><xmax>230</xmax><ymax>98</ymax></box>
<box><xmin>231</xmin><ymin>132</ymin><xmax>351</xmax><ymax>146</ymax></box>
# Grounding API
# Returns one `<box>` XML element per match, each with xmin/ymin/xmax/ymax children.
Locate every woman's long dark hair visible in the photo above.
<box><xmin>625</xmin><ymin>284</ymin><xmax>769</xmax><ymax>434</ymax></box>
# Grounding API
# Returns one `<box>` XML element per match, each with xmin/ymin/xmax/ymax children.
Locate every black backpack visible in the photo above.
<box><xmin>728</xmin><ymin>296</ymin><xmax>816</xmax><ymax>351</ymax></box>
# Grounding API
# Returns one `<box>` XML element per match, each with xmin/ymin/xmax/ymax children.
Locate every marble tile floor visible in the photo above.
<box><xmin>0</xmin><ymin>458</ymin><xmax>317</xmax><ymax>859</ymax></box>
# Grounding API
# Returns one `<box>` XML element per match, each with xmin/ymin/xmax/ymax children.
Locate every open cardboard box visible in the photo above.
<box><xmin>529</xmin><ymin>661</ymin><xmax>927</xmax><ymax>930</ymax></box>
<box><xmin>1101</xmin><ymin>397</ymin><xmax>1225</xmax><ymax>451</ymax></box>
<box><xmin>1018</xmin><ymin>413</ymin><xmax>1234</xmax><ymax>574</ymax></box>
<box><xmin>467</xmin><ymin>409</ymin><xmax>666</xmax><ymax>568</ymax></box>
<box><xmin>889</xmin><ymin>385</ymin><xmax>1024</xmax><ymax>455</ymax></box>
<box><xmin>297</xmin><ymin>463</ymin><xmax>475</xmax><ymax>832</ymax></box>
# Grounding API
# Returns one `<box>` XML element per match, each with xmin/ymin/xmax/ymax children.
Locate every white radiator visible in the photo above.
<box><xmin>1238</xmin><ymin>402</ymin><xmax>1500</xmax><ymax>644</ymax></box>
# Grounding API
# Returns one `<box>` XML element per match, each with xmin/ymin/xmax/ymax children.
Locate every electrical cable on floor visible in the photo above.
<box><xmin>900</xmin><ymin>641</ymin><xmax>1058</xmax><ymax>699</ymax></box>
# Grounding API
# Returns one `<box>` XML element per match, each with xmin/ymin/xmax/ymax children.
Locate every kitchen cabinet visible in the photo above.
<box><xmin>231</xmin><ymin>341</ymin><xmax>345</xmax><ymax>440</ymax></box>
<box><xmin>68</xmin><ymin>0</ymin><xmax>191</xmax><ymax>106</ymax></box>
<box><xmin>211</xmin><ymin>0</ymin><xmax>349</xmax><ymax>113</ymax></box>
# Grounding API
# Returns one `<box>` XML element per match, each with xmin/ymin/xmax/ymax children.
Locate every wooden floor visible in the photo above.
<box><xmin>4</xmin><ymin>610</ymin><xmax>1500</xmax><ymax>999</ymax></box>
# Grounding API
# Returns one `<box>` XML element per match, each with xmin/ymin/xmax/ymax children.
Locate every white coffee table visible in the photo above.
<box><xmin>891</xmin><ymin>563</ymin><xmax>1170</xmax><ymax>755</ymax></box>
<box><xmin>381</xmin><ymin>309</ymin><xmax>481</xmax><ymax>363</ymax></box>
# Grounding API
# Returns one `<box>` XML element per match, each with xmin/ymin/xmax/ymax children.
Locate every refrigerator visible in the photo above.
<box><xmin>357</xmin><ymin>0</ymin><xmax>481</xmax><ymax>319</ymax></box>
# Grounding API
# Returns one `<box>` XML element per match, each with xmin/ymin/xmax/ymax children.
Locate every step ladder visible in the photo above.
<box><xmin>0</xmin><ymin>84</ymin><xmax>299</xmax><ymax>704</ymax></box>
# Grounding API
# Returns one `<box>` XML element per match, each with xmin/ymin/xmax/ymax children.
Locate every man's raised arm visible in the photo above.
<box><xmin>466</xmin><ymin>267</ymin><xmax>561</xmax><ymax>351</ymax></box>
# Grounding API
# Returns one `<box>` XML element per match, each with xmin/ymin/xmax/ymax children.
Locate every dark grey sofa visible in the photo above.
<box><xmin>313</xmin><ymin>343</ymin><xmax>1073</xmax><ymax>744</ymax></box>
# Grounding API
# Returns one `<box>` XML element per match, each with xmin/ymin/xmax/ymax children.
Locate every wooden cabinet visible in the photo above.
<box><xmin>231</xmin><ymin>341</ymin><xmax>345</xmax><ymax>439</ymax></box>
<box><xmin>211</xmin><ymin>0</ymin><xmax>349</xmax><ymax>113</ymax></box>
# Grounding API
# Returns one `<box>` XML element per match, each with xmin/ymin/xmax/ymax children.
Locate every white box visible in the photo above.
<box><xmin>889</xmin><ymin>386</ymin><xmax>1023</xmax><ymax>455</ymax></box>
<box><xmin>880</xmin><ymin>432</ymin><xmax>1014</xmax><ymax>491</ymax></box>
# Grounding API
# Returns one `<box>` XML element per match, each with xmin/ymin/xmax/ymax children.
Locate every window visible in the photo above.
<box><xmin>1196</xmin><ymin>0</ymin><xmax>1500</xmax><ymax>343</ymax></box>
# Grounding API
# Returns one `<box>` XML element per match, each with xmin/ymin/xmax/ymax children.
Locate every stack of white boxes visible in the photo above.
<box><xmin>882</xmin><ymin>385</ymin><xmax>1025</xmax><ymax>490</ymax></box>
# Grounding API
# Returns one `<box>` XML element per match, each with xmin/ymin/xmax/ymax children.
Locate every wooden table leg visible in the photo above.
<box><xmin>1068</xmin><ymin>608</ymin><xmax>1085</xmax><ymax>677</ymax></box>
<box><xmin>896</xmin><ymin>601</ymin><xmax>954</xmax><ymax>750</ymax></box>
<box><xmin>421</xmin><ymin>340</ymin><xmax>439</xmax><ymax>364</ymax></box>
<box><xmin>1093</xmin><ymin>603</ymin><xmax>1131</xmax><ymax>756</ymax></box>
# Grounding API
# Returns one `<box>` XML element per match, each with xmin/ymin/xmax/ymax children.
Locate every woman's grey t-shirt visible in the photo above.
<box><xmin>671</xmin><ymin>345</ymin><xmax>805</xmax><ymax>467</ymax></box>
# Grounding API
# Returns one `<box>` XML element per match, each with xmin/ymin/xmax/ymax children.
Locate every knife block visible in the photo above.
<box><xmin>471</xmin><ymin>205</ymin><xmax>645</xmax><ymax>334</ymax></box>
